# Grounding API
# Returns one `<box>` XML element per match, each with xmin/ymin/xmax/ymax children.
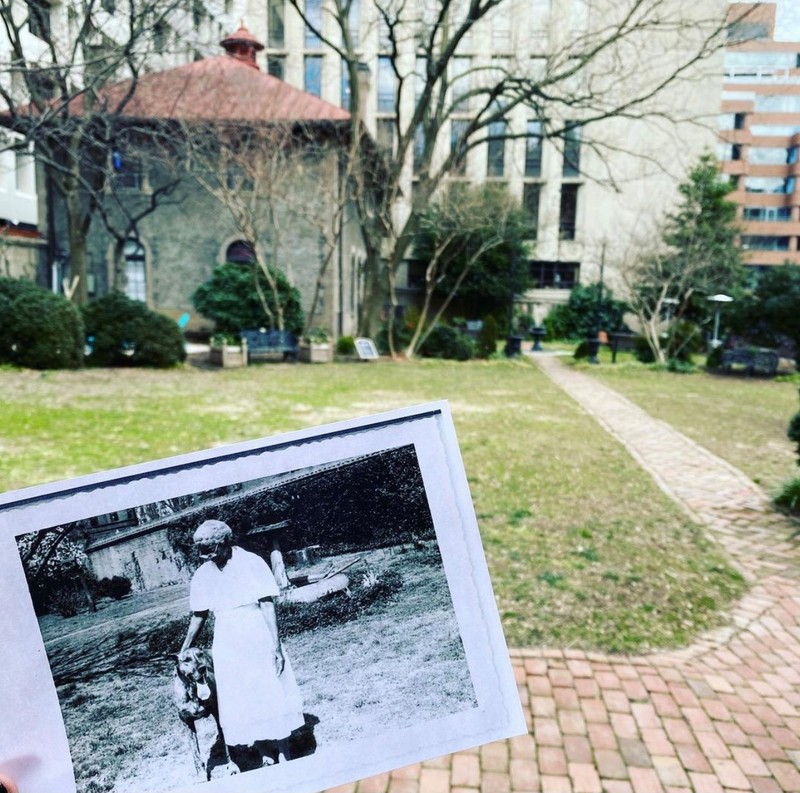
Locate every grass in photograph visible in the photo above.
<box><xmin>0</xmin><ymin>358</ymin><xmax>746</xmax><ymax>651</ymax></box>
<box><xmin>585</xmin><ymin>358</ymin><xmax>798</xmax><ymax>495</ymax></box>
<box><xmin>42</xmin><ymin>548</ymin><xmax>472</xmax><ymax>793</ymax></box>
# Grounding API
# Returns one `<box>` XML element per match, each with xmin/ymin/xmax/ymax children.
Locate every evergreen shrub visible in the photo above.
<box><xmin>193</xmin><ymin>262</ymin><xmax>304</xmax><ymax>336</ymax></box>
<box><xmin>82</xmin><ymin>292</ymin><xmax>186</xmax><ymax>367</ymax></box>
<box><xmin>476</xmin><ymin>315</ymin><xmax>500</xmax><ymax>358</ymax></box>
<box><xmin>0</xmin><ymin>277</ymin><xmax>84</xmax><ymax>369</ymax></box>
<box><xmin>335</xmin><ymin>335</ymin><xmax>356</xmax><ymax>355</ymax></box>
<box><xmin>419</xmin><ymin>325</ymin><xmax>475</xmax><ymax>360</ymax></box>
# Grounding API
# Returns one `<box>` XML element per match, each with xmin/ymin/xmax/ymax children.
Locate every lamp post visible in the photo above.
<box><xmin>707</xmin><ymin>294</ymin><xmax>733</xmax><ymax>350</ymax></box>
<box><xmin>587</xmin><ymin>241</ymin><xmax>606</xmax><ymax>364</ymax></box>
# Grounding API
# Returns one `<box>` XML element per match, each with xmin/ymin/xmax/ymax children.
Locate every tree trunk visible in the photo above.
<box><xmin>66</xmin><ymin>187</ymin><xmax>89</xmax><ymax>305</ymax></box>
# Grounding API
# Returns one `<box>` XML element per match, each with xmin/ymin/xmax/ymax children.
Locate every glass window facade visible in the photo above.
<box><xmin>530</xmin><ymin>260</ymin><xmax>578</xmax><ymax>289</ymax></box>
<box><xmin>522</xmin><ymin>183</ymin><xmax>541</xmax><ymax>239</ymax></box>
<box><xmin>525</xmin><ymin>121</ymin><xmax>543</xmax><ymax>176</ymax></box>
<box><xmin>740</xmin><ymin>236</ymin><xmax>791</xmax><ymax>251</ymax></box>
<box><xmin>559</xmin><ymin>184</ymin><xmax>579</xmax><ymax>240</ymax></box>
<box><xmin>562</xmin><ymin>125</ymin><xmax>580</xmax><ymax>177</ymax></box>
<box><xmin>304</xmin><ymin>55</ymin><xmax>322</xmax><ymax>96</ymax></box>
<box><xmin>487</xmin><ymin>120</ymin><xmax>506</xmax><ymax>177</ymax></box>
<box><xmin>745</xmin><ymin>177</ymin><xmax>792</xmax><ymax>194</ymax></box>
<box><xmin>377</xmin><ymin>56</ymin><xmax>396</xmax><ymax>112</ymax></box>
<box><xmin>268</xmin><ymin>0</ymin><xmax>285</xmax><ymax>47</ymax></box>
<box><xmin>742</xmin><ymin>207</ymin><xmax>792</xmax><ymax>221</ymax></box>
<box><xmin>749</xmin><ymin>147</ymin><xmax>793</xmax><ymax>165</ymax></box>
<box><xmin>305</xmin><ymin>0</ymin><xmax>322</xmax><ymax>48</ymax></box>
<box><xmin>124</xmin><ymin>239</ymin><xmax>147</xmax><ymax>302</ymax></box>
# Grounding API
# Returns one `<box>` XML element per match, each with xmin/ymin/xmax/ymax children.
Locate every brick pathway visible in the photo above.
<box><xmin>329</xmin><ymin>356</ymin><xmax>800</xmax><ymax>793</ymax></box>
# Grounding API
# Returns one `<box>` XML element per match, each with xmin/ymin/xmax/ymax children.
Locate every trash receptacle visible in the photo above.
<box><xmin>505</xmin><ymin>335</ymin><xmax>523</xmax><ymax>357</ymax></box>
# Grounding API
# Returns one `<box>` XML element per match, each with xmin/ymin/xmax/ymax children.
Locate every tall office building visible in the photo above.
<box><xmin>241</xmin><ymin>0</ymin><xmax>723</xmax><ymax>319</ymax></box>
<box><xmin>719</xmin><ymin>1</ymin><xmax>800</xmax><ymax>278</ymax></box>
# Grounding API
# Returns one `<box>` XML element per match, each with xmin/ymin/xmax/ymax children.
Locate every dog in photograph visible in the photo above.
<box><xmin>172</xmin><ymin>647</ymin><xmax>236</xmax><ymax>779</ymax></box>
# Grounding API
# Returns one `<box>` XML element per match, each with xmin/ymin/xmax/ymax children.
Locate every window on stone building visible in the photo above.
<box><xmin>226</xmin><ymin>240</ymin><xmax>257</xmax><ymax>264</ymax></box>
<box><xmin>124</xmin><ymin>239</ymin><xmax>147</xmax><ymax>303</ymax></box>
<box><xmin>451</xmin><ymin>56</ymin><xmax>471</xmax><ymax>111</ymax></box>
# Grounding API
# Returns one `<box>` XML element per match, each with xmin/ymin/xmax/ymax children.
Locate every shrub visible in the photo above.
<box><xmin>546</xmin><ymin>284</ymin><xmax>628</xmax><ymax>340</ymax></box>
<box><xmin>419</xmin><ymin>324</ymin><xmax>475</xmax><ymax>361</ymax></box>
<box><xmin>193</xmin><ymin>262</ymin><xmax>304</xmax><ymax>336</ymax></box>
<box><xmin>788</xmin><ymin>405</ymin><xmax>800</xmax><ymax>464</ymax></box>
<box><xmin>476</xmin><ymin>315</ymin><xmax>500</xmax><ymax>358</ymax></box>
<box><xmin>633</xmin><ymin>335</ymin><xmax>656</xmax><ymax>363</ymax></box>
<box><xmin>775</xmin><ymin>477</ymin><xmax>800</xmax><ymax>516</ymax></box>
<box><xmin>93</xmin><ymin>575</ymin><xmax>133</xmax><ymax>600</ymax></box>
<box><xmin>543</xmin><ymin>304</ymin><xmax>575</xmax><ymax>340</ymax></box>
<box><xmin>335</xmin><ymin>335</ymin><xmax>356</xmax><ymax>355</ymax></box>
<box><xmin>573</xmin><ymin>339</ymin><xmax>590</xmax><ymax>359</ymax></box>
<box><xmin>706</xmin><ymin>345</ymin><xmax>724</xmax><ymax>369</ymax></box>
<box><xmin>666</xmin><ymin>320</ymin><xmax>704</xmax><ymax>363</ymax></box>
<box><xmin>0</xmin><ymin>277</ymin><xmax>84</xmax><ymax>369</ymax></box>
<box><xmin>82</xmin><ymin>293</ymin><xmax>186</xmax><ymax>367</ymax></box>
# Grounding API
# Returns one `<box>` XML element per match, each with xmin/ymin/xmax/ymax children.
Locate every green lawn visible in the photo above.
<box><xmin>0</xmin><ymin>358</ymin><xmax>746</xmax><ymax>652</ymax></box>
<box><xmin>586</xmin><ymin>358</ymin><xmax>799</xmax><ymax>495</ymax></box>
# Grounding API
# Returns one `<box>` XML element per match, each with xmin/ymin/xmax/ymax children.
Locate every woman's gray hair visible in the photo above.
<box><xmin>193</xmin><ymin>519</ymin><xmax>233</xmax><ymax>545</ymax></box>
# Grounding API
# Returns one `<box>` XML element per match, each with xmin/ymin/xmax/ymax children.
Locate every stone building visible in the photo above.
<box><xmin>54</xmin><ymin>26</ymin><xmax>367</xmax><ymax>337</ymax></box>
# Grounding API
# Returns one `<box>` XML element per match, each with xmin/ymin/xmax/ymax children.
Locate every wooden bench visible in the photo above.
<box><xmin>607</xmin><ymin>332</ymin><xmax>640</xmax><ymax>363</ymax></box>
<box><xmin>721</xmin><ymin>347</ymin><xmax>779</xmax><ymax>377</ymax></box>
<box><xmin>240</xmin><ymin>329</ymin><xmax>298</xmax><ymax>363</ymax></box>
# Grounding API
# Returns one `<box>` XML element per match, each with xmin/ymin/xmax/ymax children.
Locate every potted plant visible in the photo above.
<box><xmin>209</xmin><ymin>332</ymin><xmax>247</xmax><ymax>367</ymax></box>
<box><xmin>299</xmin><ymin>327</ymin><xmax>333</xmax><ymax>363</ymax></box>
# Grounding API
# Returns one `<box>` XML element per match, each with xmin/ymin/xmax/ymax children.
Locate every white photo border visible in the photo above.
<box><xmin>0</xmin><ymin>402</ymin><xmax>526</xmax><ymax>793</ymax></box>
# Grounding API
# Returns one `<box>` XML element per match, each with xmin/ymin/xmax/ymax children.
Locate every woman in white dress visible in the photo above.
<box><xmin>180</xmin><ymin>519</ymin><xmax>305</xmax><ymax>764</ymax></box>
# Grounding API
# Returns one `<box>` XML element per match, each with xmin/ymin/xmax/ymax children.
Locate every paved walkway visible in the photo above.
<box><xmin>330</xmin><ymin>356</ymin><xmax>800</xmax><ymax>793</ymax></box>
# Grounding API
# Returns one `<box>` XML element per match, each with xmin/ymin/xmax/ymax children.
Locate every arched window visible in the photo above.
<box><xmin>124</xmin><ymin>238</ymin><xmax>147</xmax><ymax>302</ymax></box>
<box><xmin>226</xmin><ymin>240</ymin><xmax>256</xmax><ymax>264</ymax></box>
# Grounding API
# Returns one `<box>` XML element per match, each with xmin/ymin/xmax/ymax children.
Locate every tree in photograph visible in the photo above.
<box><xmin>622</xmin><ymin>154</ymin><xmax>743</xmax><ymax>363</ymax></box>
<box><xmin>408</xmin><ymin>182</ymin><xmax>528</xmax><ymax>358</ymax></box>
<box><xmin>17</xmin><ymin>527</ymin><xmax>95</xmax><ymax>614</ymax></box>
<box><xmin>289</xmin><ymin>0</ymin><xmax>738</xmax><ymax>337</ymax></box>
<box><xmin>0</xmin><ymin>0</ymin><xmax>193</xmax><ymax>303</ymax></box>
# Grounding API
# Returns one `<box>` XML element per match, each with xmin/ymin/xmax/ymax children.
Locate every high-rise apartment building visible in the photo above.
<box><xmin>719</xmin><ymin>1</ymin><xmax>800</xmax><ymax>278</ymax></box>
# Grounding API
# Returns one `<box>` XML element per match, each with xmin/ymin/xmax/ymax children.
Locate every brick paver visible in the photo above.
<box><xmin>332</xmin><ymin>356</ymin><xmax>800</xmax><ymax>793</ymax></box>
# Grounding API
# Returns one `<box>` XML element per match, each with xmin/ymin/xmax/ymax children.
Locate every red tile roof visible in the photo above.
<box><xmin>99</xmin><ymin>55</ymin><xmax>350</xmax><ymax>123</ymax></box>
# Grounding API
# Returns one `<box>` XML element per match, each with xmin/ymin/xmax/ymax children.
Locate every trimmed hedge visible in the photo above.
<box><xmin>0</xmin><ymin>278</ymin><xmax>84</xmax><ymax>369</ymax></box>
<box><xmin>82</xmin><ymin>292</ymin><xmax>186</xmax><ymax>367</ymax></box>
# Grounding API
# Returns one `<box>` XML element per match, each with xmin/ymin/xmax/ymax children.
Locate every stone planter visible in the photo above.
<box><xmin>209</xmin><ymin>341</ymin><xmax>247</xmax><ymax>368</ymax></box>
<box><xmin>298</xmin><ymin>342</ymin><xmax>333</xmax><ymax>363</ymax></box>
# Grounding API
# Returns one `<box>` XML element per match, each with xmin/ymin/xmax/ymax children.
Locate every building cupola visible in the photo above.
<box><xmin>220</xmin><ymin>23</ymin><xmax>264</xmax><ymax>69</ymax></box>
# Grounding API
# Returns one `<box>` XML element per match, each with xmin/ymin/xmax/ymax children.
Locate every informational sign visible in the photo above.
<box><xmin>0</xmin><ymin>404</ymin><xmax>525</xmax><ymax>793</ymax></box>
<box><xmin>354</xmin><ymin>337</ymin><xmax>380</xmax><ymax>360</ymax></box>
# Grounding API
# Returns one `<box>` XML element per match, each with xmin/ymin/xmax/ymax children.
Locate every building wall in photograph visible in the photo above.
<box><xmin>719</xmin><ymin>1</ymin><xmax>800</xmax><ymax>278</ymax></box>
<box><xmin>87</xmin><ymin>528</ymin><xmax>190</xmax><ymax>592</ymax></box>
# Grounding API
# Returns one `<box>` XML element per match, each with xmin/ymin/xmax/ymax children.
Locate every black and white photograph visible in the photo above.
<box><xmin>0</xmin><ymin>405</ymin><xmax>526</xmax><ymax>793</ymax></box>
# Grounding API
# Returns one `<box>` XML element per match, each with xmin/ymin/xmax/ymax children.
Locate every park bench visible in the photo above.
<box><xmin>240</xmin><ymin>328</ymin><xmax>298</xmax><ymax>363</ymax></box>
<box><xmin>607</xmin><ymin>332</ymin><xmax>639</xmax><ymax>363</ymax></box>
<box><xmin>721</xmin><ymin>347</ymin><xmax>779</xmax><ymax>377</ymax></box>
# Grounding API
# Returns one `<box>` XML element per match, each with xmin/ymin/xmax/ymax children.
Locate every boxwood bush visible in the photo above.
<box><xmin>0</xmin><ymin>277</ymin><xmax>84</xmax><ymax>369</ymax></box>
<box><xmin>193</xmin><ymin>262</ymin><xmax>304</xmax><ymax>336</ymax></box>
<box><xmin>82</xmin><ymin>292</ymin><xmax>186</xmax><ymax>367</ymax></box>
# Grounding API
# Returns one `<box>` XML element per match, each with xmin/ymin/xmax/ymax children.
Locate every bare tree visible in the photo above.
<box><xmin>288</xmin><ymin>0</ymin><xmax>742</xmax><ymax>338</ymax></box>
<box><xmin>184</xmin><ymin>119</ymin><xmax>352</xmax><ymax>333</ymax></box>
<box><xmin>0</xmin><ymin>0</ymin><xmax>199</xmax><ymax>303</ymax></box>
